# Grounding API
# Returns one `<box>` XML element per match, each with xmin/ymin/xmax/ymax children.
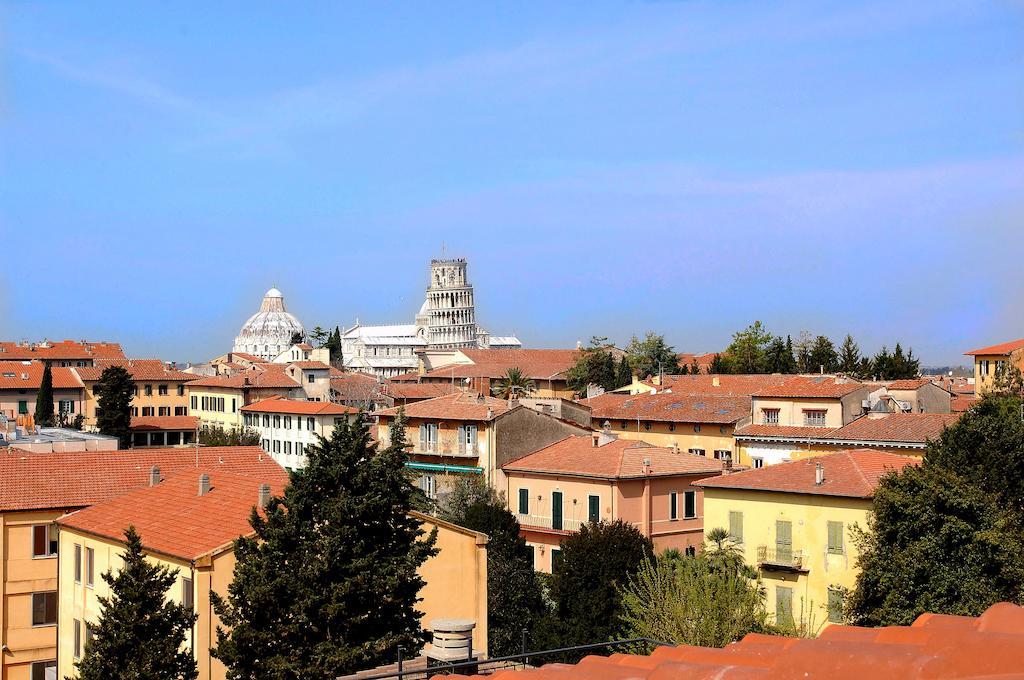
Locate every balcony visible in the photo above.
<box><xmin>515</xmin><ymin>513</ymin><xmax>584</xmax><ymax>533</ymax></box>
<box><xmin>756</xmin><ymin>546</ymin><xmax>807</xmax><ymax>572</ymax></box>
<box><xmin>414</xmin><ymin>441</ymin><xmax>479</xmax><ymax>458</ymax></box>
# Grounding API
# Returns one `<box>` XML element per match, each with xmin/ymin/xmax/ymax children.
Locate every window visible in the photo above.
<box><xmin>762</xmin><ymin>408</ymin><xmax>780</xmax><ymax>425</ymax></box>
<box><xmin>684</xmin><ymin>490</ymin><xmax>696</xmax><ymax>519</ymax></box>
<box><xmin>131</xmin><ymin>406</ymin><xmax>139</xmax><ymax>417</ymax></box>
<box><xmin>167</xmin><ymin>432</ymin><xmax>181</xmax><ymax>445</ymax></box>
<box><xmin>74</xmin><ymin>618</ymin><xmax>82</xmax><ymax>657</ymax></box>
<box><xmin>18</xmin><ymin>400</ymin><xmax>28</xmax><ymax>415</ymax></box>
<box><xmin>753</xmin><ymin>457</ymin><xmax>764</xmax><ymax>469</ymax></box>
<box><xmin>308</xmin><ymin>373</ymin><xmax>315</xmax><ymax>384</ymax></box>
<box><xmin>31</xmin><ymin>661</ymin><xmax>56</xmax><ymax>680</ymax></box>
<box><xmin>58</xmin><ymin>400</ymin><xmax>75</xmax><ymax>414</ymax></box>
<box><xmin>32</xmin><ymin>524</ymin><xmax>58</xmax><ymax>557</ymax></box>
<box><xmin>141</xmin><ymin>406</ymin><xmax>155</xmax><ymax>417</ymax></box>
<box><xmin>158</xmin><ymin>406</ymin><xmax>170</xmax><ymax>416</ymax></box>
<box><xmin>174</xmin><ymin>406</ymin><xmax>187</xmax><ymax>416</ymax></box>
<box><xmin>621</xmin><ymin>420</ymin><xmax>628</xmax><ymax>429</ymax></box>
<box><xmin>273</xmin><ymin>415</ymin><xmax>281</xmax><ymax>428</ymax></box>
<box><xmin>668</xmin><ymin>422</ymin><xmax>675</xmax><ymax>432</ymax></box>
<box><xmin>588</xmin><ymin>495</ymin><xmax>600</xmax><ymax>523</ymax></box>
<box><xmin>307</xmin><ymin>417</ymin><xmax>315</xmax><ymax>431</ymax></box>
<box><xmin>144</xmin><ymin>384</ymin><xmax>153</xmax><ymax>396</ymax></box>
<box><xmin>458</xmin><ymin>424</ymin><xmax>478</xmax><ymax>452</ymax></box>
<box><xmin>178</xmin><ymin>384</ymin><xmax>185</xmax><ymax>396</ymax></box>
<box><xmin>419</xmin><ymin>423</ymin><xmax>439</xmax><ymax>450</ymax></box>
<box><xmin>776</xmin><ymin>586</ymin><xmax>794</xmax><ymax>628</ymax></box>
<box><xmin>273</xmin><ymin>440</ymin><xmax>281</xmax><ymax>453</ymax></box>
<box><xmin>284</xmin><ymin>416</ymin><xmax>291</xmax><ymax>429</ymax></box>
<box><xmin>261</xmin><ymin>438</ymin><xmax>270</xmax><ymax>451</ymax></box>
<box><xmin>551</xmin><ymin>491</ymin><xmax>563</xmax><ymax>530</ymax></box>
<box><xmin>729</xmin><ymin>511</ymin><xmax>743</xmax><ymax>542</ymax></box>
<box><xmin>827</xmin><ymin>521</ymin><xmax>845</xmax><ymax>555</ymax></box>
<box><xmin>262</xmin><ymin>414</ymin><xmax>270</xmax><ymax>427</ymax></box>
<box><xmin>158</xmin><ymin>384</ymin><xmax>168</xmax><ymax>395</ymax></box>
<box><xmin>551</xmin><ymin>548</ymin><xmax>563</xmax><ymax>571</ymax></box>
<box><xmin>231</xmin><ymin>398</ymin><xmax>236</xmax><ymax>413</ymax></box>
<box><xmin>828</xmin><ymin>587</ymin><xmax>844</xmax><ymax>623</ymax></box>
<box><xmin>284</xmin><ymin>441</ymin><xmax>292</xmax><ymax>455</ymax></box>
<box><xmin>714</xmin><ymin>450</ymin><xmax>731</xmax><ymax>461</ymax></box>
<box><xmin>776</xmin><ymin>520</ymin><xmax>793</xmax><ymax>562</ymax></box>
<box><xmin>86</xmin><ymin>547</ymin><xmax>95</xmax><ymax>586</ymax></box>
<box><xmin>688</xmin><ymin>448</ymin><xmax>706</xmax><ymax>456</ymax></box>
<box><xmin>518</xmin><ymin>488</ymin><xmax>529</xmax><ymax>515</ymax></box>
<box><xmin>32</xmin><ymin>591</ymin><xmax>57</xmax><ymax>626</ymax></box>
<box><xmin>669</xmin><ymin>491</ymin><xmax>678</xmax><ymax>520</ymax></box>
<box><xmin>803</xmin><ymin>409</ymin><xmax>827</xmax><ymax>427</ymax></box>
<box><xmin>191</xmin><ymin>395</ymin><xmax>197</xmax><ymax>409</ymax></box>
<box><xmin>74</xmin><ymin>544</ymin><xmax>82</xmax><ymax>582</ymax></box>
<box><xmin>296</xmin><ymin>443</ymin><xmax>304</xmax><ymax>456</ymax></box>
<box><xmin>694</xmin><ymin>424</ymin><xmax>701</xmax><ymax>433</ymax></box>
<box><xmin>418</xmin><ymin>474</ymin><xmax>436</xmax><ymax>499</ymax></box>
<box><xmin>182</xmin><ymin>577</ymin><xmax>194</xmax><ymax>612</ymax></box>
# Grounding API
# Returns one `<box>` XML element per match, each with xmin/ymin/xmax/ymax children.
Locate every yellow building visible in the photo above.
<box><xmin>186</xmin><ymin>365</ymin><xmax>302</xmax><ymax>430</ymax></box>
<box><xmin>581</xmin><ymin>392</ymin><xmax>751</xmax><ymax>461</ymax></box>
<box><xmin>965</xmin><ymin>338</ymin><xmax>1024</xmax><ymax>395</ymax></box>
<box><xmin>696</xmin><ymin>449</ymin><xmax>917</xmax><ymax>631</ymax></box>
<box><xmin>74</xmin><ymin>359</ymin><xmax>196</xmax><ymax>429</ymax></box>
<box><xmin>0</xmin><ymin>446</ymin><xmax>273</xmax><ymax>680</ymax></box>
<box><xmin>398</xmin><ymin>349</ymin><xmax>580</xmax><ymax>399</ymax></box>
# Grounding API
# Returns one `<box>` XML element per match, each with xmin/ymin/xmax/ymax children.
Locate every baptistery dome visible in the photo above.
<box><xmin>232</xmin><ymin>288</ymin><xmax>306</xmax><ymax>360</ymax></box>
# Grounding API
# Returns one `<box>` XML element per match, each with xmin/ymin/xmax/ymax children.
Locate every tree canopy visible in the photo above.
<box><xmin>566</xmin><ymin>337</ymin><xmax>621</xmax><ymax>396</ymax></box>
<box><xmin>493</xmin><ymin>367</ymin><xmax>536</xmax><ymax>399</ymax></box>
<box><xmin>34</xmin><ymin>362</ymin><xmax>55</xmax><ymax>427</ymax></box>
<box><xmin>625</xmin><ymin>332</ymin><xmax>680</xmax><ymax>380</ymax></box>
<box><xmin>724</xmin><ymin>321</ymin><xmax>772</xmax><ymax>374</ymax></box>
<box><xmin>95</xmin><ymin>365</ymin><xmax>135</xmax><ymax>447</ymax></box>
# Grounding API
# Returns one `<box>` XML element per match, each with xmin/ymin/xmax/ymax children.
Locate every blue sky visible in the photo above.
<box><xmin>1</xmin><ymin>1</ymin><xmax>1021</xmax><ymax>365</ymax></box>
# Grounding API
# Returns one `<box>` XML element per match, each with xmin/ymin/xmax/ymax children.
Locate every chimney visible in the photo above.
<box><xmin>671</xmin><ymin>442</ymin><xmax>679</xmax><ymax>455</ymax></box>
<box><xmin>712</xmin><ymin>376</ymin><xmax>720</xmax><ymax>388</ymax></box>
<box><xmin>643</xmin><ymin>457</ymin><xmax>652</xmax><ymax>475</ymax></box>
<box><xmin>258</xmin><ymin>483</ymin><xmax>271</xmax><ymax>508</ymax></box>
<box><xmin>149</xmin><ymin>465</ymin><xmax>161</xmax><ymax>486</ymax></box>
<box><xmin>198</xmin><ymin>473</ymin><xmax>211</xmax><ymax>496</ymax></box>
<box><xmin>592</xmin><ymin>432</ymin><xmax>600</xmax><ymax>447</ymax></box>
<box><xmin>486</xmin><ymin>407</ymin><xmax>493</xmax><ymax>419</ymax></box>
<box><xmin>722</xmin><ymin>451</ymin><xmax>733</xmax><ymax>471</ymax></box>
<box><xmin>815</xmin><ymin>463</ymin><xmax>825</xmax><ymax>486</ymax></box>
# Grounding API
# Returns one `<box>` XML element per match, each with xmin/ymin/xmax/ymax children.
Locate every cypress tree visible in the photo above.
<box><xmin>616</xmin><ymin>356</ymin><xmax>634</xmax><ymax>388</ymax></box>
<box><xmin>76</xmin><ymin>527</ymin><xmax>198</xmax><ymax>680</ymax></box>
<box><xmin>212</xmin><ymin>413</ymin><xmax>437</xmax><ymax>678</ymax></box>
<box><xmin>34</xmin><ymin>363</ymin><xmax>55</xmax><ymax>427</ymax></box>
<box><xmin>95</xmin><ymin>365</ymin><xmax>134</xmax><ymax>447</ymax></box>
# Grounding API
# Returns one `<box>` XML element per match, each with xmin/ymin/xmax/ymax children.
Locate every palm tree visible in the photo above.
<box><xmin>492</xmin><ymin>367</ymin><xmax>536</xmax><ymax>399</ymax></box>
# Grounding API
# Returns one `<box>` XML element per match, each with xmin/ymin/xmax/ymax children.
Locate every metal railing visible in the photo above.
<box><xmin>514</xmin><ymin>513</ymin><xmax>585</xmax><ymax>532</ymax></box>
<box><xmin>757</xmin><ymin>546</ymin><xmax>805</xmax><ymax>570</ymax></box>
<box><xmin>349</xmin><ymin>637</ymin><xmax>676</xmax><ymax>680</ymax></box>
<box><xmin>414</xmin><ymin>442</ymin><xmax>478</xmax><ymax>457</ymax></box>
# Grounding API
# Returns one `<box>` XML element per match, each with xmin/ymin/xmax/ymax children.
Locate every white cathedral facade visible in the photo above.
<box><xmin>232</xmin><ymin>287</ymin><xmax>306</xmax><ymax>361</ymax></box>
<box><xmin>341</xmin><ymin>258</ymin><xmax>521</xmax><ymax>378</ymax></box>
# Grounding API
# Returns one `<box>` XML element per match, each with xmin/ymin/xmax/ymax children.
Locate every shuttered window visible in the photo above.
<box><xmin>588</xmin><ymin>495</ymin><xmax>600</xmax><ymax>523</ymax></box>
<box><xmin>518</xmin><ymin>488</ymin><xmax>529</xmax><ymax>515</ymax></box>
<box><xmin>827</xmin><ymin>521</ymin><xmax>845</xmax><ymax>554</ymax></box>
<box><xmin>729</xmin><ymin>511</ymin><xmax>743</xmax><ymax>542</ymax></box>
<box><xmin>669</xmin><ymin>492</ymin><xmax>678</xmax><ymax>520</ymax></box>
<box><xmin>684</xmin><ymin>491</ymin><xmax>697</xmax><ymax>519</ymax></box>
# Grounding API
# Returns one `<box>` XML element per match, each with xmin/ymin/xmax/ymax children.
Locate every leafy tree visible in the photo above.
<box><xmin>616</xmin><ymin>355</ymin><xmax>634</xmax><ymax>388</ymax></box>
<box><xmin>539</xmin><ymin>520</ymin><xmax>654</xmax><ymax>654</ymax></box>
<box><xmin>76</xmin><ymin>527</ymin><xmax>198</xmax><ymax>680</ymax></box>
<box><xmin>807</xmin><ymin>335</ymin><xmax>839</xmax><ymax>374</ymax></box>
<box><xmin>308</xmin><ymin>326</ymin><xmax>328</xmax><ymax>348</ymax></box>
<box><xmin>991</xmin><ymin>362</ymin><xmax>1024</xmax><ymax>398</ymax></box>
<box><xmin>793</xmin><ymin>331</ymin><xmax>814</xmax><ymax>373</ymax></box>
<box><xmin>725</xmin><ymin>321</ymin><xmax>773</xmax><ymax>374</ymax></box>
<box><xmin>212</xmin><ymin>415</ymin><xmax>437</xmax><ymax>678</ymax></box>
<box><xmin>871</xmin><ymin>346</ymin><xmax>892</xmax><ymax>380</ymax></box>
<box><xmin>708</xmin><ymin>353</ymin><xmax>730</xmax><ymax>375</ymax></box>
<box><xmin>95</xmin><ymin>365</ymin><xmax>135</xmax><ymax>447</ymax></box>
<box><xmin>890</xmin><ymin>343</ymin><xmax>920</xmax><ymax>379</ymax></box>
<box><xmin>619</xmin><ymin>540</ymin><xmax>767</xmax><ymax>648</ymax></box>
<box><xmin>325</xmin><ymin>325</ymin><xmax>343</xmax><ymax>362</ymax></box>
<box><xmin>34</xmin><ymin>362</ymin><xmax>55</xmax><ymax>427</ymax></box>
<box><xmin>289</xmin><ymin>331</ymin><xmax>304</xmax><ymax>346</ymax></box>
<box><xmin>198</xmin><ymin>425</ymin><xmax>261</xmax><ymax>447</ymax></box>
<box><xmin>764</xmin><ymin>336</ymin><xmax>795</xmax><ymax>374</ymax></box>
<box><xmin>838</xmin><ymin>334</ymin><xmax>861</xmax><ymax>375</ymax></box>
<box><xmin>435</xmin><ymin>475</ymin><xmax>502</xmax><ymax>525</ymax></box>
<box><xmin>689</xmin><ymin>357</ymin><xmax>702</xmax><ymax>375</ymax></box>
<box><xmin>566</xmin><ymin>337</ymin><xmax>618</xmax><ymax>396</ymax></box>
<box><xmin>625</xmin><ymin>332</ymin><xmax>680</xmax><ymax>380</ymax></box>
<box><xmin>493</xmin><ymin>367</ymin><xmax>536</xmax><ymax>399</ymax></box>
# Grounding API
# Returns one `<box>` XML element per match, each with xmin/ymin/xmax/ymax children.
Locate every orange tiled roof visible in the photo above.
<box><xmin>377</xmin><ymin>392</ymin><xmax>513</xmax><ymax>421</ymax></box>
<box><xmin>951</xmin><ymin>396</ymin><xmax>979</xmax><ymax>413</ymax></box>
<box><xmin>752</xmin><ymin>376</ymin><xmax>867</xmax><ymax>398</ymax></box>
<box><xmin>0</xmin><ymin>340</ymin><xmax>125</xmax><ymax>361</ymax></box>
<box><xmin>885</xmin><ymin>378</ymin><xmax>933</xmax><ymax>390</ymax></box>
<box><xmin>503</xmin><ymin>436</ymin><xmax>724</xmax><ymax>479</ymax></box>
<box><xmin>418</xmin><ymin>349</ymin><xmax>579</xmax><ymax>381</ymax></box>
<box><xmin>451</xmin><ymin>602</ymin><xmax>1024</xmax><ymax>680</ymax></box>
<box><xmin>645</xmin><ymin>373</ymin><xmax>792</xmax><ymax>396</ymax></box>
<box><xmin>131</xmin><ymin>416</ymin><xmax>199</xmax><ymax>431</ymax></box>
<box><xmin>822</xmin><ymin>413</ymin><xmax>960</xmax><ymax>444</ymax></box>
<box><xmin>965</xmin><ymin>338</ymin><xmax>1024</xmax><ymax>356</ymax></box>
<box><xmin>58</xmin><ymin>467</ymin><xmax>288</xmax><ymax>561</ymax></box>
<box><xmin>695</xmin><ymin>449</ymin><xmax>917</xmax><ymax>498</ymax></box>
<box><xmin>384</xmin><ymin>382</ymin><xmax>459</xmax><ymax>400</ymax></box>
<box><xmin>186</xmin><ymin>364</ymin><xmax>300</xmax><ymax>389</ymax></box>
<box><xmin>240</xmin><ymin>398</ymin><xmax>358</xmax><ymax>415</ymax></box>
<box><xmin>734</xmin><ymin>424</ymin><xmax>838</xmax><ymax>439</ymax></box>
<box><xmin>387</xmin><ymin>371</ymin><xmax>421</xmax><ymax>382</ymax></box>
<box><xmin>288</xmin><ymin>361</ymin><xmax>331</xmax><ymax>370</ymax></box>
<box><xmin>582</xmin><ymin>392</ymin><xmax>750</xmax><ymax>425</ymax></box>
<box><xmin>74</xmin><ymin>359</ymin><xmax>195</xmax><ymax>382</ymax></box>
<box><xmin>0</xmin><ymin>445</ymin><xmax>279</xmax><ymax>512</ymax></box>
<box><xmin>0</xmin><ymin>361</ymin><xmax>84</xmax><ymax>390</ymax></box>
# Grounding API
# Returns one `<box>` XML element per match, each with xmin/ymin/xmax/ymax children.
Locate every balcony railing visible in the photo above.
<box><xmin>756</xmin><ymin>546</ymin><xmax>807</xmax><ymax>571</ymax></box>
<box><xmin>515</xmin><ymin>513</ymin><xmax>584</xmax><ymax>533</ymax></box>
<box><xmin>414</xmin><ymin>441</ymin><xmax>479</xmax><ymax>457</ymax></box>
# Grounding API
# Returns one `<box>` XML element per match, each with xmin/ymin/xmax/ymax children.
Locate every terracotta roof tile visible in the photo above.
<box><xmin>418</xmin><ymin>349</ymin><xmax>579</xmax><ymax>381</ymax></box>
<box><xmin>644</xmin><ymin>373</ymin><xmax>791</xmax><ymax>396</ymax></box>
<box><xmin>822</xmin><ymin>413</ymin><xmax>960</xmax><ymax>444</ymax></box>
<box><xmin>241</xmin><ymin>398</ymin><xmax>358</xmax><ymax>415</ymax></box>
<box><xmin>752</xmin><ymin>376</ymin><xmax>867</xmax><ymax>398</ymax></box>
<box><xmin>0</xmin><ymin>445</ymin><xmax>279</xmax><ymax>512</ymax></box>
<box><xmin>582</xmin><ymin>393</ymin><xmax>750</xmax><ymax>424</ymax></box>
<box><xmin>383</xmin><ymin>382</ymin><xmax>459</xmax><ymax>400</ymax></box>
<box><xmin>0</xmin><ymin>340</ymin><xmax>125</xmax><ymax>361</ymax></box>
<box><xmin>695</xmin><ymin>449</ymin><xmax>917</xmax><ymax>498</ymax></box>
<box><xmin>58</xmin><ymin>467</ymin><xmax>288</xmax><ymax>561</ymax></box>
<box><xmin>377</xmin><ymin>392</ymin><xmax>513</xmax><ymax>421</ymax></box>
<box><xmin>965</xmin><ymin>338</ymin><xmax>1024</xmax><ymax>356</ymax></box>
<box><xmin>503</xmin><ymin>436</ymin><xmax>725</xmax><ymax>478</ymax></box>
<box><xmin>186</xmin><ymin>364</ymin><xmax>300</xmax><ymax>389</ymax></box>
<box><xmin>288</xmin><ymin>361</ymin><xmax>331</xmax><ymax>369</ymax></box>
<box><xmin>74</xmin><ymin>359</ymin><xmax>196</xmax><ymax>382</ymax></box>
<box><xmin>951</xmin><ymin>396</ymin><xmax>978</xmax><ymax>413</ymax></box>
<box><xmin>885</xmin><ymin>378</ymin><xmax>933</xmax><ymax>390</ymax></box>
<box><xmin>131</xmin><ymin>416</ymin><xmax>199</xmax><ymax>431</ymax></box>
<box><xmin>734</xmin><ymin>424</ymin><xmax>838</xmax><ymax>439</ymax></box>
<box><xmin>0</xmin><ymin>361</ymin><xmax>83</xmax><ymax>389</ymax></box>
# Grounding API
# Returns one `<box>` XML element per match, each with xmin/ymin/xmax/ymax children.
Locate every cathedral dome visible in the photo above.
<box><xmin>232</xmin><ymin>288</ymin><xmax>306</xmax><ymax>360</ymax></box>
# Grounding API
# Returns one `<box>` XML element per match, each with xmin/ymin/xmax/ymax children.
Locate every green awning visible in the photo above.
<box><xmin>405</xmin><ymin>462</ymin><xmax>483</xmax><ymax>474</ymax></box>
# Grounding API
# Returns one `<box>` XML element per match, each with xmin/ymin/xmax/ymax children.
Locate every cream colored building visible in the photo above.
<box><xmin>696</xmin><ymin>450</ymin><xmax>916</xmax><ymax>632</ymax></box>
<box><xmin>74</xmin><ymin>359</ymin><xmax>195</xmax><ymax>429</ymax></box>
<box><xmin>241</xmin><ymin>398</ymin><xmax>359</xmax><ymax>470</ymax></box>
<box><xmin>187</xmin><ymin>366</ymin><xmax>302</xmax><ymax>430</ymax></box>
<box><xmin>966</xmin><ymin>338</ymin><xmax>1024</xmax><ymax>394</ymax></box>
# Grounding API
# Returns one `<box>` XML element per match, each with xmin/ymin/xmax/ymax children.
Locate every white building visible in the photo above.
<box><xmin>341</xmin><ymin>257</ymin><xmax>521</xmax><ymax>378</ymax></box>
<box><xmin>233</xmin><ymin>288</ymin><xmax>306</xmax><ymax>361</ymax></box>
<box><xmin>241</xmin><ymin>397</ymin><xmax>359</xmax><ymax>470</ymax></box>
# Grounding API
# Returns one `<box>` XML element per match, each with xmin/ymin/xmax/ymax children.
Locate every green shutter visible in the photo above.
<box><xmin>776</xmin><ymin>586</ymin><xmax>794</xmax><ymax>628</ymax></box>
<box><xmin>684</xmin><ymin>491</ymin><xmax>696</xmax><ymax>519</ymax></box>
<box><xmin>827</xmin><ymin>588</ymin><xmax>844</xmax><ymax>623</ymax></box>
<box><xmin>518</xmin><ymin>488</ymin><xmax>529</xmax><ymax>515</ymax></box>
<box><xmin>588</xmin><ymin>495</ymin><xmax>600</xmax><ymax>523</ymax></box>
<box><xmin>669</xmin><ymin>492</ymin><xmax>678</xmax><ymax>520</ymax></box>
<box><xmin>827</xmin><ymin>521</ymin><xmax>844</xmax><ymax>554</ymax></box>
<box><xmin>776</xmin><ymin>520</ymin><xmax>793</xmax><ymax>562</ymax></box>
<box><xmin>729</xmin><ymin>511</ymin><xmax>743</xmax><ymax>542</ymax></box>
<box><xmin>551</xmin><ymin>491</ymin><xmax>563</xmax><ymax>530</ymax></box>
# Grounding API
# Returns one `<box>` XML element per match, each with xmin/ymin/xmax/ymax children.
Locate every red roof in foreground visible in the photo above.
<box><xmin>965</xmin><ymin>338</ymin><xmax>1024</xmax><ymax>356</ymax></box>
<box><xmin>503</xmin><ymin>436</ymin><xmax>724</xmax><ymax>479</ymax></box>
<box><xmin>58</xmin><ymin>467</ymin><xmax>288</xmax><ymax>561</ymax></box>
<box><xmin>0</xmin><ymin>446</ymin><xmax>279</xmax><ymax>512</ymax></box>
<box><xmin>695</xmin><ymin>449</ymin><xmax>917</xmax><ymax>498</ymax></box>
<box><xmin>0</xmin><ymin>361</ymin><xmax>83</xmax><ymax>389</ymax></box>
<box><xmin>451</xmin><ymin>602</ymin><xmax>1024</xmax><ymax>680</ymax></box>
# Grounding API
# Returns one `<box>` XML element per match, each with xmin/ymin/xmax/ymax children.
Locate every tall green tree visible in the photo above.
<box><xmin>890</xmin><ymin>343</ymin><xmax>920</xmax><ymax>379</ymax></box>
<box><xmin>34</xmin><ymin>362</ymin><xmax>55</xmax><ymax>427</ymax></box>
<box><xmin>616</xmin><ymin>355</ymin><xmax>634</xmax><ymax>388</ymax></box>
<box><xmin>493</xmin><ymin>367</ymin><xmax>536</xmax><ymax>399</ymax></box>
<box><xmin>725</xmin><ymin>321</ymin><xmax>772</xmax><ymax>374</ymax></box>
<box><xmin>308</xmin><ymin>326</ymin><xmax>328</xmax><ymax>347</ymax></box>
<box><xmin>212</xmin><ymin>414</ymin><xmax>437</xmax><ymax>678</ymax></box>
<box><xmin>566</xmin><ymin>337</ymin><xmax>618</xmax><ymax>396</ymax></box>
<box><xmin>689</xmin><ymin>357</ymin><xmax>702</xmax><ymax>375</ymax></box>
<box><xmin>95</xmin><ymin>365</ymin><xmax>135</xmax><ymax>447</ymax></box>
<box><xmin>325</xmin><ymin>325</ymin><xmax>343</xmax><ymax>362</ymax></box>
<box><xmin>838</xmin><ymin>334</ymin><xmax>861</xmax><ymax>375</ymax></box>
<box><xmin>76</xmin><ymin>527</ymin><xmax>198</xmax><ymax>680</ymax></box>
<box><xmin>807</xmin><ymin>335</ymin><xmax>839</xmax><ymax>374</ymax></box>
<box><xmin>708</xmin><ymin>353</ymin><xmax>730</xmax><ymax>375</ymax></box>
<box><xmin>764</xmin><ymin>336</ymin><xmax>795</xmax><ymax>374</ymax></box>
<box><xmin>625</xmin><ymin>332</ymin><xmax>680</xmax><ymax>380</ymax></box>
<box><xmin>871</xmin><ymin>346</ymin><xmax>893</xmax><ymax>379</ymax></box>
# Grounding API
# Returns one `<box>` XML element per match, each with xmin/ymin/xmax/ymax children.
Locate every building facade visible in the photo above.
<box><xmin>232</xmin><ymin>288</ymin><xmax>306</xmax><ymax>361</ymax></box>
<box><xmin>241</xmin><ymin>398</ymin><xmax>359</xmax><ymax>470</ymax></box>
<box><xmin>965</xmin><ymin>338</ymin><xmax>1024</xmax><ymax>395</ymax></box>
<box><xmin>74</xmin><ymin>359</ymin><xmax>194</xmax><ymax>428</ymax></box>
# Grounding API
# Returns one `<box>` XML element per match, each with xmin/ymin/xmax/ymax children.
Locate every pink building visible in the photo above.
<box><xmin>501</xmin><ymin>434</ymin><xmax>726</xmax><ymax>572</ymax></box>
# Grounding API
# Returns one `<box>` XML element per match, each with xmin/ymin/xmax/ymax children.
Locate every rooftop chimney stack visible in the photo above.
<box><xmin>712</xmin><ymin>376</ymin><xmax>720</xmax><ymax>388</ymax></box>
<box><xmin>815</xmin><ymin>463</ymin><xmax>825</xmax><ymax>486</ymax></box>
<box><xmin>198</xmin><ymin>473</ymin><xmax>211</xmax><ymax>496</ymax></box>
<box><xmin>258</xmin><ymin>483</ymin><xmax>271</xmax><ymax>508</ymax></box>
<box><xmin>149</xmin><ymin>466</ymin><xmax>160</xmax><ymax>486</ymax></box>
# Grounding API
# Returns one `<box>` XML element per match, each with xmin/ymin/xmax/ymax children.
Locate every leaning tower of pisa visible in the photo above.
<box><xmin>424</xmin><ymin>258</ymin><xmax>478</xmax><ymax>349</ymax></box>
